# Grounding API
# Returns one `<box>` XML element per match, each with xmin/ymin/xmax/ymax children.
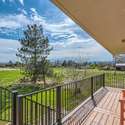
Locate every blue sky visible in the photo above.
<box><xmin>0</xmin><ymin>0</ymin><xmax>113</xmax><ymax>63</ymax></box>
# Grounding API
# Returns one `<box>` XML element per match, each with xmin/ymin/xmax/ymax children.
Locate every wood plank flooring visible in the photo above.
<box><xmin>82</xmin><ymin>87</ymin><xmax>121</xmax><ymax>125</ymax></box>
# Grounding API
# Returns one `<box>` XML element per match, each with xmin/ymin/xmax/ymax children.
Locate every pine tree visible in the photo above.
<box><xmin>17</xmin><ymin>24</ymin><xmax>52</xmax><ymax>84</ymax></box>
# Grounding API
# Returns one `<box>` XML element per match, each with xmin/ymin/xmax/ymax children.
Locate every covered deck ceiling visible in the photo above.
<box><xmin>52</xmin><ymin>0</ymin><xmax>125</xmax><ymax>55</ymax></box>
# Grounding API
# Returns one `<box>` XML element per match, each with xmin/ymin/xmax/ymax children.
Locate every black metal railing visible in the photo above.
<box><xmin>105</xmin><ymin>71</ymin><xmax>125</xmax><ymax>88</ymax></box>
<box><xmin>1</xmin><ymin>71</ymin><xmax>125</xmax><ymax>125</ymax></box>
<box><xmin>17</xmin><ymin>97</ymin><xmax>59</xmax><ymax>125</ymax></box>
<box><xmin>0</xmin><ymin>87</ymin><xmax>12</xmax><ymax>122</ymax></box>
<box><xmin>16</xmin><ymin>73</ymin><xmax>105</xmax><ymax>125</ymax></box>
<box><xmin>0</xmin><ymin>73</ymin><xmax>105</xmax><ymax>125</ymax></box>
<box><xmin>0</xmin><ymin>87</ymin><xmax>18</xmax><ymax>125</ymax></box>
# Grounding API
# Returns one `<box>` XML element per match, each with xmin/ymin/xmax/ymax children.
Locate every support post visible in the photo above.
<box><xmin>56</xmin><ymin>86</ymin><xmax>62</xmax><ymax>125</ymax></box>
<box><xmin>12</xmin><ymin>91</ymin><xmax>18</xmax><ymax>125</ymax></box>
<box><xmin>17</xmin><ymin>95</ymin><xmax>23</xmax><ymax>125</ymax></box>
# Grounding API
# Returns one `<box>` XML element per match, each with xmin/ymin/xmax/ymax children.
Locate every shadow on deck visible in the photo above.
<box><xmin>63</xmin><ymin>87</ymin><xmax>121</xmax><ymax>125</ymax></box>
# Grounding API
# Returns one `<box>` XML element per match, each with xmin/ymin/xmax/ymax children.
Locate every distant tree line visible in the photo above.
<box><xmin>51</xmin><ymin>59</ymin><xmax>115</xmax><ymax>70</ymax></box>
<box><xmin>52</xmin><ymin>60</ymin><xmax>87</xmax><ymax>69</ymax></box>
<box><xmin>0</xmin><ymin>61</ymin><xmax>21</xmax><ymax>68</ymax></box>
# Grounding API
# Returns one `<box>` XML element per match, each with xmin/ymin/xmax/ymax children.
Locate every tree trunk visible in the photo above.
<box><xmin>31</xmin><ymin>74</ymin><xmax>37</xmax><ymax>84</ymax></box>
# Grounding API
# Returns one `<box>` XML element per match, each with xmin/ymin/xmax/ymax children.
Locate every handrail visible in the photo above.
<box><xmin>21</xmin><ymin>73</ymin><xmax>104</xmax><ymax>97</ymax></box>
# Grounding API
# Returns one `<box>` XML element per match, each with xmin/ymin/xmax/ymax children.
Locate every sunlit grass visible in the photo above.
<box><xmin>0</xmin><ymin>69</ymin><xmax>22</xmax><ymax>86</ymax></box>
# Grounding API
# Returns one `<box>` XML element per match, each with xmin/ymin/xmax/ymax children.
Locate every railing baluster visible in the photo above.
<box><xmin>103</xmin><ymin>73</ymin><xmax>105</xmax><ymax>87</ymax></box>
<box><xmin>35</xmin><ymin>102</ymin><xmax>38</xmax><ymax>125</ymax></box>
<box><xmin>56</xmin><ymin>86</ymin><xmax>62</xmax><ymax>125</ymax></box>
<box><xmin>12</xmin><ymin>91</ymin><xmax>18</xmax><ymax>125</ymax></box>
<box><xmin>17</xmin><ymin>95</ymin><xmax>23</xmax><ymax>125</ymax></box>
<box><xmin>91</xmin><ymin>77</ymin><xmax>94</xmax><ymax>100</ymax></box>
<box><xmin>47</xmin><ymin>106</ymin><xmax>51</xmax><ymax>125</ymax></box>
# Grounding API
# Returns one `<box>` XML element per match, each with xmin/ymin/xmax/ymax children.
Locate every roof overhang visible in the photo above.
<box><xmin>52</xmin><ymin>0</ymin><xmax>125</xmax><ymax>55</ymax></box>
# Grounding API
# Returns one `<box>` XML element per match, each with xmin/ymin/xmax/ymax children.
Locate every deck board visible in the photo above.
<box><xmin>82</xmin><ymin>87</ymin><xmax>121</xmax><ymax>125</ymax></box>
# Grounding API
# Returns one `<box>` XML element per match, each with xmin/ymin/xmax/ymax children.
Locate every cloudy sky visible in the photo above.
<box><xmin>0</xmin><ymin>0</ymin><xmax>113</xmax><ymax>63</ymax></box>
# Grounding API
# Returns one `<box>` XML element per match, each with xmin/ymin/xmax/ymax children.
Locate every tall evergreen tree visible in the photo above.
<box><xmin>17</xmin><ymin>24</ymin><xmax>52</xmax><ymax>84</ymax></box>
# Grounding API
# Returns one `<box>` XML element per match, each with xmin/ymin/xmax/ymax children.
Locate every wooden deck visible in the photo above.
<box><xmin>82</xmin><ymin>87</ymin><xmax>121</xmax><ymax>125</ymax></box>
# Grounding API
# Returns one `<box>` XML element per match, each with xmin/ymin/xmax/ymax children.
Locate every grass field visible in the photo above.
<box><xmin>0</xmin><ymin>67</ymin><xmax>124</xmax><ymax>87</ymax></box>
<box><xmin>0</xmin><ymin>67</ymin><xmax>97</xmax><ymax>87</ymax></box>
<box><xmin>0</xmin><ymin>69</ymin><xmax>22</xmax><ymax>86</ymax></box>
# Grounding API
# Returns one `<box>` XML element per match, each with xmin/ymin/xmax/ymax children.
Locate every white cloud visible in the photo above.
<box><xmin>2</xmin><ymin>0</ymin><xmax>20</xmax><ymax>3</ymax></box>
<box><xmin>18</xmin><ymin>8</ymin><xmax>27</xmax><ymax>15</ymax></box>
<box><xmin>50</xmin><ymin>38</ymin><xmax>113</xmax><ymax>61</ymax></box>
<box><xmin>0</xmin><ymin>14</ymin><xmax>31</xmax><ymax>29</ymax></box>
<box><xmin>19</xmin><ymin>0</ymin><xmax>24</xmax><ymax>5</ymax></box>
<box><xmin>0</xmin><ymin>38</ymin><xmax>20</xmax><ymax>62</ymax></box>
<box><xmin>30</xmin><ymin>8</ymin><xmax>37</xmax><ymax>13</ymax></box>
<box><xmin>30</xmin><ymin>8</ymin><xmax>75</xmax><ymax>31</ymax></box>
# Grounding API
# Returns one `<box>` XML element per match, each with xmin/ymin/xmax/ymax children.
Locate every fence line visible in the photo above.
<box><xmin>105</xmin><ymin>71</ymin><xmax>125</xmax><ymax>88</ymax></box>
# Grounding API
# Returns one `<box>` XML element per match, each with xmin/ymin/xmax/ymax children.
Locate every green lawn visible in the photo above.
<box><xmin>0</xmin><ymin>67</ymin><xmax>124</xmax><ymax>88</ymax></box>
<box><xmin>0</xmin><ymin>67</ymin><xmax>97</xmax><ymax>87</ymax></box>
<box><xmin>0</xmin><ymin>69</ymin><xmax>22</xmax><ymax>86</ymax></box>
<box><xmin>0</xmin><ymin>67</ymin><xmax>124</xmax><ymax>87</ymax></box>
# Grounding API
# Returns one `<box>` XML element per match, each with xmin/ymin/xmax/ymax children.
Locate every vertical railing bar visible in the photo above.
<box><xmin>41</xmin><ymin>92</ymin><xmax>43</xmax><ymax>125</ymax></box>
<box><xmin>24</xmin><ymin>97</ymin><xmax>27</xmax><ymax>124</ymax></box>
<box><xmin>45</xmin><ymin>90</ymin><xmax>47</xmax><ymax>124</ymax></box>
<box><xmin>0</xmin><ymin>88</ymin><xmax>1</xmax><ymax>120</ymax></box>
<box><xmin>56</xmin><ymin>86</ymin><xmax>62</xmax><ymax>125</ymax></box>
<box><xmin>17</xmin><ymin>95</ymin><xmax>23</xmax><ymax>125</ymax></box>
<box><xmin>4</xmin><ymin>89</ymin><xmax>5</xmax><ymax>120</ymax></box>
<box><xmin>12</xmin><ymin>90</ymin><xmax>18</xmax><ymax>125</ymax></box>
<box><xmin>48</xmin><ymin>106</ymin><xmax>51</xmax><ymax>125</ymax></box>
<box><xmin>103</xmin><ymin>73</ymin><xmax>105</xmax><ymax>87</ymax></box>
<box><xmin>91</xmin><ymin>77</ymin><xmax>94</xmax><ymax>100</ymax></box>
<box><xmin>5</xmin><ymin>90</ymin><xmax>6</xmax><ymax>120</ymax></box>
<box><xmin>53</xmin><ymin>88</ymin><xmax>54</xmax><ymax>124</ymax></box>
<box><xmin>64</xmin><ymin>86</ymin><xmax>66</xmax><ymax>116</ymax></box>
<box><xmin>35</xmin><ymin>102</ymin><xmax>38</xmax><ymax>125</ymax></box>
<box><xmin>39</xmin><ymin>104</ymin><xmax>40</xmax><ymax>125</ymax></box>
<box><xmin>25</xmin><ymin>97</ymin><xmax>28</xmax><ymax>125</ymax></box>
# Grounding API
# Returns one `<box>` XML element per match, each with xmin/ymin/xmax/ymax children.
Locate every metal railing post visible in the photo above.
<box><xmin>103</xmin><ymin>73</ymin><xmax>105</xmax><ymax>87</ymax></box>
<box><xmin>56</xmin><ymin>86</ymin><xmax>62</xmax><ymax>125</ymax></box>
<box><xmin>91</xmin><ymin>77</ymin><xmax>94</xmax><ymax>99</ymax></box>
<box><xmin>47</xmin><ymin>106</ymin><xmax>51</xmax><ymax>125</ymax></box>
<box><xmin>12</xmin><ymin>91</ymin><xmax>18</xmax><ymax>125</ymax></box>
<box><xmin>17</xmin><ymin>95</ymin><xmax>23</xmax><ymax>125</ymax></box>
